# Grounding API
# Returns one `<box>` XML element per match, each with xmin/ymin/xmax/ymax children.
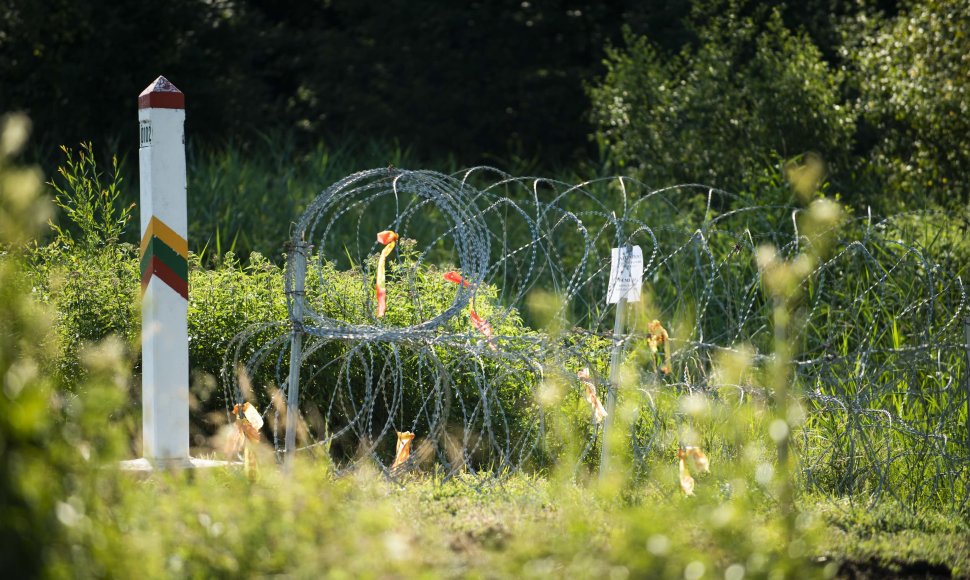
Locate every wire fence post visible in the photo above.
<box><xmin>964</xmin><ymin>317</ymin><xmax>970</xmax><ymax>453</ymax></box>
<box><xmin>600</xmin><ymin>225</ymin><xmax>643</xmax><ymax>481</ymax></box>
<box><xmin>600</xmin><ymin>294</ymin><xmax>627</xmax><ymax>480</ymax></box>
<box><xmin>285</xmin><ymin>241</ymin><xmax>308</xmax><ymax>470</ymax></box>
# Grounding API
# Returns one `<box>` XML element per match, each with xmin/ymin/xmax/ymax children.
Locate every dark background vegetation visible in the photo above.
<box><xmin>2</xmin><ymin>0</ymin><xmax>656</xmax><ymax>163</ymax></box>
<box><xmin>4</xmin><ymin>0</ymin><xmax>969</xmax><ymax>211</ymax></box>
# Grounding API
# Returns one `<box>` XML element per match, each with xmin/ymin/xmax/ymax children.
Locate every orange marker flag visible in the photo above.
<box><xmin>231</xmin><ymin>402</ymin><xmax>263</xmax><ymax>443</ymax></box>
<box><xmin>228</xmin><ymin>402</ymin><xmax>264</xmax><ymax>481</ymax></box>
<box><xmin>375</xmin><ymin>230</ymin><xmax>399</xmax><ymax>318</ymax></box>
<box><xmin>677</xmin><ymin>446</ymin><xmax>710</xmax><ymax>496</ymax></box>
<box><xmin>391</xmin><ymin>431</ymin><xmax>415</xmax><ymax>469</ymax></box>
<box><xmin>469</xmin><ymin>310</ymin><xmax>497</xmax><ymax>350</ymax></box>
<box><xmin>443</xmin><ymin>270</ymin><xmax>470</xmax><ymax>287</ymax></box>
<box><xmin>678</xmin><ymin>448</ymin><xmax>695</xmax><ymax>496</ymax></box>
<box><xmin>444</xmin><ymin>271</ymin><xmax>496</xmax><ymax>350</ymax></box>
<box><xmin>684</xmin><ymin>446</ymin><xmax>709</xmax><ymax>473</ymax></box>
<box><xmin>647</xmin><ymin>319</ymin><xmax>672</xmax><ymax>374</ymax></box>
<box><xmin>577</xmin><ymin>368</ymin><xmax>608</xmax><ymax>424</ymax></box>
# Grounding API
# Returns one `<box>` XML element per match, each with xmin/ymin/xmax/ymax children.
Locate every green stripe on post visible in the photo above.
<box><xmin>140</xmin><ymin>236</ymin><xmax>188</xmax><ymax>283</ymax></box>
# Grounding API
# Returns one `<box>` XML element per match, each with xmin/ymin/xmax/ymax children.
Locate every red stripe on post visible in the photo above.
<box><xmin>141</xmin><ymin>256</ymin><xmax>189</xmax><ymax>300</ymax></box>
<box><xmin>138</xmin><ymin>76</ymin><xmax>185</xmax><ymax>110</ymax></box>
<box><xmin>138</xmin><ymin>91</ymin><xmax>185</xmax><ymax>109</ymax></box>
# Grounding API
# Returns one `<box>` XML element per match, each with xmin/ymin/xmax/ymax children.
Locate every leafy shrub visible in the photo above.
<box><xmin>48</xmin><ymin>142</ymin><xmax>134</xmax><ymax>249</ymax></box>
<box><xmin>588</xmin><ymin>9</ymin><xmax>855</xmax><ymax>191</ymax></box>
<box><xmin>220</xmin><ymin>239</ymin><xmax>558</xmax><ymax>466</ymax></box>
<box><xmin>0</xmin><ymin>114</ymin><xmax>131</xmax><ymax>576</ymax></box>
<box><xmin>27</xmin><ymin>143</ymin><xmax>140</xmax><ymax>390</ymax></box>
<box><xmin>848</xmin><ymin>0</ymin><xmax>970</xmax><ymax>208</ymax></box>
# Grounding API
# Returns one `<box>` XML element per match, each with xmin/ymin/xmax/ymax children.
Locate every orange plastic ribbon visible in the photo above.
<box><xmin>469</xmin><ymin>310</ymin><xmax>497</xmax><ymax>350</ymax></box>
<box><xmin>577</xmin><ymin>368</ymin><xmax>608</xmax><ymax>424</ymax></box>
<box><xmin>677</xmin><ymin>446</ymin><xmax>710</xmax><ymax>496</ymax></box>
<box><xmin>647</xmin><ymin>319</ymin><xmax>672</xmax><ymax>374</ymax></box>
<box><xmin>376</xmin><ymin>230</ymin><xmax>399</xmax><ymax>318</ymax></box>
<box><xmin>443</xmin><ymin>270</ymin><xmax>470</xmax><ymax>287</ymax></box>
<box><xmin>228</xmin><ymin>402</ymin><xmax>263</xmax><ymax>481</ymax></box>
<box><xmin>391</xmin><ymin>431</ymin><xmax>415</xmax><ymax>469</ymax></box>
<box><xmin>443</xmin><ymin>271</ymin><xmax>496</xmax><ymax>350</ymax></box>
<box><xmin>231</xmin><ymin>402</ymin><xmax>263</xmax><ymax>443</ymax></box>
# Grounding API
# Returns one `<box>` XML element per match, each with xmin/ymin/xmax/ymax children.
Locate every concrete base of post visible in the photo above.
<box><xmin>119</xmin><ymin>457</ymin><xmax>239</xmax><ymax>472</ymax></box>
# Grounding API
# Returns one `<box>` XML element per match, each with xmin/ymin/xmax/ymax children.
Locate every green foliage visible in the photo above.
<box><xmin>0</xmin><ymin>0</ymin><xmax>675</xmax><ymax>167</ymax></box>
<box><xmin>848</xmin><ymin>0</ymin><xmax>970</xmax><ymax>207</ymax></box>
<box><xmin>589</xmin><ymin>9</ymin><xmax>855</xmax><ymax>190</ymax></box>
<box><xmin>6</xmin><ymin>120</ymin><xmax>970</xmax><ymax>576</ymax></box>
<box><xmin>27</xmin><ymin>143</ymin><xmax>140</xmax><ymax>389</ymax></box>
<box><xmin>228</xmin><ymin>241</ymin><xmax>551</xmax><ymax>465</ymax></box>
<box><xmin>186</xmin><ymin>135</ymin><xmax>432</xmax><ymax>262</ymax></box>
<box><xmin>814</xmin><ymin>497</ymin><xmax>970</xmax><ymax>577</ymax></box>
<box><xmin>0</xmin><ymin>113</ymin><xmax>61</xmax><ymax>577</ymax></box>
<box><xmin>32</xmin><ymin>247</ymin><xmax>139</xmax><ymax>393</ymax></box>
<box><xmin>0</xmin><ymin>114</ymin><xmax>131</xmax><ymax>577</ymax></box>
<box><xmin>188</xmin><ymin>251</ymin><xmax>287</xmax><ymax>381</ymax></box>
<box><xmin>48</xmin><ymin>142</ymin><xmax>134</xmax><ymax>249</ymax></box>
<box><xmin>30</xmin><ymin>227</ymin><xmax>551</xmax><ymax>451</ymax></box>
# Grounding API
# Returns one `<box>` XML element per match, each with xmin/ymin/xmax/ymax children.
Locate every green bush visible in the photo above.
<box><xmin>222</xmin><ymin>240</ymin><xmax>556</xmax><ymax>467</ymax></box>
<box><xmin>848</xmin><ymin>0</ymin><xmax>970</xmax><ymax>208</ymax></box>
<box><xmin>48</xmin><ymin>142</ymin><xmax>133</xmax><ymax>249</ymax></box>
<box><xmin>0</xmin><ymin>114</ymin><xmax>131</xmax><ymax>577</ymax></box>
<box><xmin>28</xmin><ymin>244</ymin><xmax>139</xmax><ymax>387</ymax></box>
<box><xmin>588</xmin><ymin>9</ymin><xmax>855</xmax><ymax>191</ymax></box>
<box><xmin>26</xmin><ymin>143</ymin><xmax>140</xmax><ymax>390</ymax></box>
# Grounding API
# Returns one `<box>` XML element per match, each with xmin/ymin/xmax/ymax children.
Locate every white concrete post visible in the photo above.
<box><xmin>138</xmin><ymin>76</ymin><xmax>190</xmax><ymax>462</ymax></box>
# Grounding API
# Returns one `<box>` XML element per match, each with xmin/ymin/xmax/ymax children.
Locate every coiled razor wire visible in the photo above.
<box><xmin>222</xmin><ymin>167</ymin><xmax>969</xmax><ymax>507</ymax></box>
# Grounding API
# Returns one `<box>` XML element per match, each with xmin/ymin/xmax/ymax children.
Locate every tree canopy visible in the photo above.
<box><xmin>4</xmin><ymin>0</ymin><xmax>968</xmax><ymax>209</ymax></box>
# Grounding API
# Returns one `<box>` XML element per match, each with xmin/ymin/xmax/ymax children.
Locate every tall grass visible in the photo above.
<box><xmin>185</xmin><ymin>134</ymin><xmax>435</xmax><ymax>262</ymax></box>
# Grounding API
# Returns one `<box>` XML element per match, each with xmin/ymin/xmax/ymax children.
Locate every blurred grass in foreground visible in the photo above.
<box><xmin>33</xmin><ymin>462</ymin><xmax>970</xmax><ymax>578</ymax></box>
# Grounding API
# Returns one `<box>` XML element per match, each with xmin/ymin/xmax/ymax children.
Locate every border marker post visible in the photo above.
<box><xmin>137</xmin><ymin>76</ymin><xmax>190</xmax><ymax>463</ymax></box>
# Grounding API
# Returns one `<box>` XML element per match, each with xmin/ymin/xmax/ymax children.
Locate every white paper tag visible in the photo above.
<box><xmin>607</xmin><ymin>246</ymin><xmax>643</xmax><ymax>304</ymax></box>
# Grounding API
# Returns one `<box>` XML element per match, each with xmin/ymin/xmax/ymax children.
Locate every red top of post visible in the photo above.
<box><xmin>138</xmin><ymin>76</ymin><xmax>185</xmax><ymax>110</ymax></box>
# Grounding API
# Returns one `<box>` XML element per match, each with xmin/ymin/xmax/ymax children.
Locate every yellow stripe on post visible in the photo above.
<box><xmin>140</xmin><ymin>215</ymin><xmax>189</xmax><ymax>259</ymax></box>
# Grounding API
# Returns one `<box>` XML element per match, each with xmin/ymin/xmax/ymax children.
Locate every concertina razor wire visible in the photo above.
<box><xmin>221</xmin><ymin>167</ymin><xmax>969</xmax><ymax>507</ymax></box>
